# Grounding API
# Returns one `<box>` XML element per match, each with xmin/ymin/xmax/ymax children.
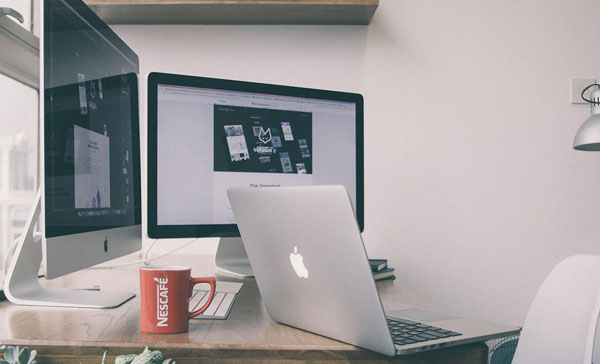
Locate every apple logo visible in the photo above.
<box><xmin>290</xmin><ymin>246</ymin><xmax>309</xmax><ymax>279</ymax></box>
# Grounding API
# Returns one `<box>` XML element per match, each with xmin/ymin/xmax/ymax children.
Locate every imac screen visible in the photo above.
<box><xmin>43</xmin><ymin>0</ymin><xmax>140</xmax><ymax>237</ymax></box>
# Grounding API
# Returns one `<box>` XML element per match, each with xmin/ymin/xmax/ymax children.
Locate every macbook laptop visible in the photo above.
<box><xmin>227</xmin><ymin>185</ymin><xmax>520</xmax><ymax>355</ymax></box>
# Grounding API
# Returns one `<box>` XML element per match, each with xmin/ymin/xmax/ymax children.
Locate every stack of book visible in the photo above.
<box><xmin>369</xmin><ymin>259</ymin><xmax>395</xmax><ymax>282</ymax></box>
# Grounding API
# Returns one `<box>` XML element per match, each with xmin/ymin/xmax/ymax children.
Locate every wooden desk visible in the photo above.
<box><xmin>0</xmin><ymin>255</ymin><xmax>488</xmax><ymax>364</ymax></box>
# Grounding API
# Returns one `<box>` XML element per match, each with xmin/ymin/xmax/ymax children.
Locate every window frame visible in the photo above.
<box><xmin>0</xmin><ymin>1</ymin><xmax>39</xmax><ymax>274</ymax></box>
<box><xmin>0</xmin><ymin>3</ymin><xmax>38</xmax><ymax>89</ymax></box>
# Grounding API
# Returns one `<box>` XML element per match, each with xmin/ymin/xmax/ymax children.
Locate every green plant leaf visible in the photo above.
<box><xmin>27</xmin><ymin>350</ymin><xmax>36</xmax><ymax>364</ymax></box>
<box><xmin>149</xmin><ymin>350</ymin><xmax>163</xmax><ymax>364</ymax></box>
<box><xmin>0</xmin><ymin>359</ymin><xmax>10</xmax><ymax>364</ymax></box>
<box><xmin>115</xmin><ymin>354</ymin><xmax>136</xmax><ymax>364</ymax></box>
<box><xmin>18</xmin><ymin>347</ymin><xmax>30</xmax><ymax>364</ymax></box>
<box><xmin>4</xmin><ymin>346</ymin><xmax>16</xmax><ymax>362</ymax></box>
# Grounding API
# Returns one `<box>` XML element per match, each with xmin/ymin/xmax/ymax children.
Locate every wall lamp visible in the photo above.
<box><xmin>574</xmin><ymin>84</ymin><xmax>600</xmax><ymax>151</ymax></box>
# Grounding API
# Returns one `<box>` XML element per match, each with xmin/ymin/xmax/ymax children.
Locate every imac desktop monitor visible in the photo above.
<box><xmin>147</xmin><ymin>72</ymin><xmax>363</xmax><ymax>277</ymax></box>
<box><xmin>4</xmin><ymin>0</ymin><xmax>141</xmax><ymax>308</ymax></box>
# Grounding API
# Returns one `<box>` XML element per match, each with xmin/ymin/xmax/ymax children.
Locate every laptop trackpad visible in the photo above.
<box><xmin>387</xmin><ymin>308</ymin><xmax>457</xmax><ymax>323</ymax></box>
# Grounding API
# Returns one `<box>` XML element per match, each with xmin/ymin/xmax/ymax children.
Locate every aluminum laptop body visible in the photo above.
<box><xmin>227</xmin><ymin>185</ymin><xmax>520</xmax><ymax>355</ymax></box>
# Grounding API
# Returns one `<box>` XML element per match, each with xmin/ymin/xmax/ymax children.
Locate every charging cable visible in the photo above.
<box><xmin>4</xmin><ymin>235</ymin><xmax>198</xmax><ymax>272</ymax></box>
<box><xmin>91</xmin><ymin>238</ymin><xmax>199</xmax><ymax>269</ymax></box>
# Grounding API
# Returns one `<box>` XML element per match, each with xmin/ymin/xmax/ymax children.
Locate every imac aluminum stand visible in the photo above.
<box><xmin>4</xmin><ymin>189</ymin><xmax>135</xmax><ymax>308</ymax></box>
<box><xmin>214</xmin><ymin>237</ymin><xmax>254</xmax><ymax>278</ymax></box>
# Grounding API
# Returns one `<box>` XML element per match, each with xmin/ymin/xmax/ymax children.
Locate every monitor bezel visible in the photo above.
<box><xmin>147</xmin><ymin>72</ymin><xmax>364</xmax><ymax>239</ymax></box>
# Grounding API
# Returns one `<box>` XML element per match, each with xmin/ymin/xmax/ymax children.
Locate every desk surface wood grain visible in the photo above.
<box><xmin>0</xmin><ymin>255</ymin><xmax>488</xmax><ymax>363</ymax></box>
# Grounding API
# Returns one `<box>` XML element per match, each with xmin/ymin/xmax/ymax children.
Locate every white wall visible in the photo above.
<box><xmin>113</xmin><ymin>0</ymin><xmax>600</xmax><ymax>329</ymax></box>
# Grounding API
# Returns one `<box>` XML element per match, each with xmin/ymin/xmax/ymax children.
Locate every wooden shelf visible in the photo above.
<box><xmin>83</xmin><ymin>0</ymin><xmax>379</xmax><ymax>25</ymax></box>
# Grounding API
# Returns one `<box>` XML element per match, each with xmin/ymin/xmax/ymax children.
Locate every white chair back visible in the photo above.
<box><xmin>512</xmin><ymin>254</ymin><xmax>600</xmax><ymax>364</ymax></box>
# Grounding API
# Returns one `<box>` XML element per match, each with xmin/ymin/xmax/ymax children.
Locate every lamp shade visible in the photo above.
<box><xmin>574</xmin><ymin>88</ymin><xmax>600</xmax><ymax>151</ymax></box>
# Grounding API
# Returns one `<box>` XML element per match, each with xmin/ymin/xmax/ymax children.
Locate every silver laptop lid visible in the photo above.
<box><xmin>228</xmin><ymin>185</ymin><xmax>396</xmax><ymax>356</ymax></box>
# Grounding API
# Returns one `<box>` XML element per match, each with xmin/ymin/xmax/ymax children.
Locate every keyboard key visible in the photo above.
<box><xmin>201</xmin><ymin>292</ymin><xmax>225</xmax><ymax>316</ymax></box>
<box><xmin>387</xmin><ymin>317</ymin><xmax>463</xmax><ymax>344</ymax></box>
<box><xmin>425</xmin><ymin>331</ymin><xmax>451</xmax><ymax>338</ymax></box>
<box><xmin>189</xmin><ymin>290</ymin><xmax>208</xmax><ymax>311</ymax></box>
<box><xmin>198</xmin><ymin>291</ymin><xmax>212</xmax><ymax>310</ymax></box>
<box><xmin>215</xmin><ymin>293</ymin><xmax>235</xmax><ymax>317</ymax></box>
<box><xmin>387</xmin><ymin>318</ymin><xmax>419</xmax><ymax>325</ymax></box>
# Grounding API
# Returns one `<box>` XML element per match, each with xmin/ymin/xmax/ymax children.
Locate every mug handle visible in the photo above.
<box><xmin>188</xmin><ymin>277</ymin><xmax>216</xmax><ymax>319</ymax></box>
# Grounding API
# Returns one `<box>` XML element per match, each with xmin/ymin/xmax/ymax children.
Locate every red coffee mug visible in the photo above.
<box><xmin>139</xmin><ymin>266</ymin><xmax>216</xmax><ymax>334</ymax></box>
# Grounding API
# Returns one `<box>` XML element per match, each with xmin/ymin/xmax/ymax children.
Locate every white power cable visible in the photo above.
<box><xmin>91</xmin><ymin>238</ymin><xmax>199</xmax><ymax>269</ymax></box>
<box><xmin>4</xmin><ymin>235</ymin><xmax>197</xmax><ymax>272</ymax></box>
<box><xmin>141</xmin><ymin>238</ymin><xmax>161</xmax><ymax>264</ymax></box>
<box><xmin>142</xmin><ymin>237</ymin><xmax>200</xmax><ymax>263</ymax></box>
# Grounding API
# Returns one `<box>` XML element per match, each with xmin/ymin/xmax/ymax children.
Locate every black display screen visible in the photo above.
<box><xmin>146</xmin><ymin>73</ymin><xmax>364</xmax><ymax>239</ymax></box>
<box><xmin>44</xmin><ymin>0</ymin><xmax>141</xmax><ymax>237</ymax></box>
<box><xmin>213</xmin><ymin>105</ymin><xmax>313</xmax><ymax>174</ymax></box>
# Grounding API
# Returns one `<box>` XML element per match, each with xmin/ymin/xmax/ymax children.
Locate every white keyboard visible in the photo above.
<box><xmin>189</xmin><ymin>281</ymin><xmax>243</xmax><ymax>320</ymax></box>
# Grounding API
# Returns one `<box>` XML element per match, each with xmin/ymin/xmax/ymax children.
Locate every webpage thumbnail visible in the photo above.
<box><xmin>213</xmin><ymin>105</ymin><xmax>312</xmax><ymax>174</ymax></box>
<box><xmin>73</xmin><ymin>125</ymin><xmax>111</xmax><ymax>209</ymax></box>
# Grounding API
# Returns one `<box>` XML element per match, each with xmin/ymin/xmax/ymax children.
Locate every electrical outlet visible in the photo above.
<box><xmin>571</xmin><ymin>78</ymin><xmax>597</xmax><ymax>104</ymax></box>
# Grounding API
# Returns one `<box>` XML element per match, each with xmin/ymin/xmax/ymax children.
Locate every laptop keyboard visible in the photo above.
<box><xmin>387</xmin><ymin>317</ymin><xmax>462</xmax><ymax>346</ymax></box>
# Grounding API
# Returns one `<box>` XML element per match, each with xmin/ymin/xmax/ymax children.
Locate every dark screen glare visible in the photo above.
<box><xmin>43</xmin><ymin>0</ymin><xmax>140</xmax><ymax>237</ymax></box>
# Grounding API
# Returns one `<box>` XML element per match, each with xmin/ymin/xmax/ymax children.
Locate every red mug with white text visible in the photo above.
<box><xmin>139</xmin><ymin>266</ymin><xmax>216</xmax><ymax>333</ymax></box>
